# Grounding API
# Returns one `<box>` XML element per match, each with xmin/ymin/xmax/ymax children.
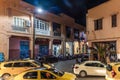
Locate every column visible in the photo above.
<box><xmin>30</xmin><ymin>37</ymin><xmax>33</xmax><ymax>59</ymax></box>
<box><xmin>49</xmin><ymin>39</ymin><xmax>53</xmax><ymax>55</ymax></box>
<box><xmin>49</xmin><ymin>22</ymin><xmax>53</xmax><ymax>36</ymax></box>
<box><xmin>61</xmin><ymin>40</ymin><xmax>66</xmax><ymax>56</ymax></box>
<box><xmin>61</xmin><ymin>24</ymin><xmax>66</xmax><ymax>56</ymax></box>
<box><xmin>72</xmin><ymin>42</ymin><xmax>74</xmax><ymax>55</ymax></box>
<box><xmin>6</xmin><ymin>35</ymin><xmax>11</xmax><ymax>60</ymax></box>
<box><xmin>30</xmin><ymin>14</ymin><xmax>34</xmax><ymax>59</ymax></box>
<box><xmin>78</xmin><ymin>41</ymin><xmax>80</xmax><ymax>54</ymax></box>
<box><xmin>88</xmin><ymin>41</ymin><xmax>93</xmax><ymax>60</ymax></box>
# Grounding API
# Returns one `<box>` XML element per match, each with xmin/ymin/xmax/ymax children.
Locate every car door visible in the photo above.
<box><xmin>93</xmin><ymin>62</ymin><xmax>106</xmax><ymax>76</ymax></box>
<box><xmin>12</xmin><ymin>62</ymin><xmax>27</xmax><ymax>75</ymax></box>
<box><xmin>2</xmin><ymin>62</ymin><xmax>13</xmax><ymax>75</ymax></box>
<box><xmin>12</xmin><ymin>61</ymin><xmax>37</xmax><ymax>75</ymax></box>
<box><xmin>22</xmin><ymin>71</ymin><xmax>38</xmax><ymax>80</ymax></box>
<box><xmin>84</xmin><ymin>62</ymin><xmax>98</xmax><ymax>75</ymax></box>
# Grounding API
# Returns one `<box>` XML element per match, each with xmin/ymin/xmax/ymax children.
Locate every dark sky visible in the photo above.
<box><xmin>23</xmin><ymin>0</ymin><xmax>108</xmax><ymax>26</ymax></box>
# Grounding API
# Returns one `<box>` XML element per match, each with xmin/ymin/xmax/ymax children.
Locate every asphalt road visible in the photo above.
<box><xmin>77</xmin><ymin>77</ymin><xmax>105</xmax><ymax>80</ymax></box>
<box><xmin>54</xmin><ymin>59</ymin><xmax>105</xmax><ymax>80</ymax></box>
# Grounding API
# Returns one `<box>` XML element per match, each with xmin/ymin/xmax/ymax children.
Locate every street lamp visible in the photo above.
<box><xmin>37</xmin><ymin>8</ymin><xmax>43</xmax><ymax>13</ymax></box>
<box><xmin>33</xmin><ymin>8</ymin><xmax>43</xmax><ymax>59</ymax></box>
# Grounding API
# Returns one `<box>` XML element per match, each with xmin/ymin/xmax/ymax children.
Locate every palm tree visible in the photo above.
<box><xmin>93</xmin><ymin>43</ymin><xmax>107</xmax><ymax>61</ymax></box>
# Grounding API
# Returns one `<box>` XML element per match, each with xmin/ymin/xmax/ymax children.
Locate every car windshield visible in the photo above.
<box><xmin>32</xmin><ymin>60</ymin><xmax>41</xmax><ymax>66</ymax></box>
<box><xmin>48</xmin><ymin>68</ymin><xmax>64</xmax><ymax>77</ymax></box>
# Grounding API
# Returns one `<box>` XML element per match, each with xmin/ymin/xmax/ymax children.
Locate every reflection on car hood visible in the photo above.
<box><xmin>61</xmin><ymin>72</ymin><xmax>76</xmax><ymax>79</ymax></box>
<box><xmin>43</xmin><ymin>63</ymin><xmax>53</xmax><ymax>69</ymax></box>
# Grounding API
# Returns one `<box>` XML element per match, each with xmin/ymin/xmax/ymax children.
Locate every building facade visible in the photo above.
<box><xmin>0</xmin><ymin>0</ymin><xmax>85</xmax><ymax>60</ymax></box>
<box><xmin>86</xmin><ymin>0</ymin><xmax>120</xmax><ymax>60</ymax></box>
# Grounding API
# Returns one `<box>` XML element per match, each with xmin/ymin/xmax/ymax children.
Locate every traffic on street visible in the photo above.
<box><xmin>0</xmin><ymin>58</ymin><xmax>106</xmax><ymax>80</ymax></box>
<box><xmin>54</xmin><ymin>59</ymin><xmax>106</xmax><ymax>80</ymax></box>
<box><xmin>0</xmin><ymin>0</ymin><xmax>120</xmax><ymax>80</ymax></box>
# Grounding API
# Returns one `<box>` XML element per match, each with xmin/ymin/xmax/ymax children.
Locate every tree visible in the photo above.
<box><xmin>93</xmin><ymin>43</ymin><xmax>107</xmax><ymax>61</ymax></box>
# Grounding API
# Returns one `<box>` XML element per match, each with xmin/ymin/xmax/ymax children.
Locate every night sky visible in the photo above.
<box><xmin>23</xmin><ymin>0</ymin><xmax>108</xmax><ymax>26</ymax></box>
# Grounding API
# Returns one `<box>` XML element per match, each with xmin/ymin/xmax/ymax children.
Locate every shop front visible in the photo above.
<box><xmin>92</xmin><ymin>41</ymin><xmax>116</xmax><ymax>61</ymax></box>
<box><xmin>66</xmin><ymin>42</ymin><xmax>73</xmax><ymax>56</ymax></box>
<box><xmin>52</xmin><ymin>39</ymin><xmax>61</xmax><ymax>57</ymax></box>
<box><xmin>73</xmin><ymin>28</ymin><xmax>80</xmax><ymax>55</ymax></box>
<box><xmin>35</xmin><ymin>38</ymin><xmax>49</xmax><ymax>58</ymax></box>
<box><xmin>74</xmin><ymin>41</ymin><xmax>79</xmax><ymax>54</ymax></box>
<box><xmin>9</xmin><ymin>36</ymin><xmax>30</xmax><ymax>60</ymax></box>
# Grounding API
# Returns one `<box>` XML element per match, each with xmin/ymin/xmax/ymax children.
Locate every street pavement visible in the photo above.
<box><xmin>54</xmin><ymin>59</ymin><xmax>75</xmax><ymax>73</ymax></box>
<box><xmin>54</xmin><ymin>59</ymin><xmax>105</xmax><ymax>80</ymax></box>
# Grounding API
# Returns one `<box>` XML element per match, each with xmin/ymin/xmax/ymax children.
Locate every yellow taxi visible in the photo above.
<box><xmin>8</xmin><ymin>67</ymin><xmax>77</xmax><ymax>80</ymax></box>
<box><xmin>106</xmin><ymin>62</ymin><xmax>120</xmax><ymax>80</ymax></box>
<box><xmin>0</xmin><ymin>59</ymin><xmax>52</xmax><ymax>80</ymax></box>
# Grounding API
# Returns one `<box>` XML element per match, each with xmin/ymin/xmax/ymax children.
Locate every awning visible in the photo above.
<box><xmin>53</xmin><ymin>39</ymin><xmax>61</xmax><ymax>44</ymax></box>
<box><xmin>35</xmin><ymin>38</ymin><xmax>49</xmax><ymax>44</ymax></box>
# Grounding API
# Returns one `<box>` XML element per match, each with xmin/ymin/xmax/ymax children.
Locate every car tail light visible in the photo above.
<box><xmin>72</xmin><ymin>64</ymin><xmax>79</xmax><ymax>69</ymax></box>
<box><xmin>74</xmin><ymin>66</ymin><xmax>79</xmax><ymax>69</ymax></box>
<box><xmin>111</xmin><ymin>70</ymin><xmax>116</xmax><ymax>78</ymax></box>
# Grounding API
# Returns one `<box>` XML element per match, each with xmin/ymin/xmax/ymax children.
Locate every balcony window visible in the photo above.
<box><xmin>34</xmin><ymin>18</ymin><xmax>49</xmax><ymax>31</ymax></box>
<box><xmin>34</xmin><ymin>18</ymin><xmax>50</xmax><ymax>36</ymax></box>
<box><xmin>94</xmin><ymin>18</ymin><xmax>103</xmax><ymax>30</ymax></box>
<box><xmin>12</xmin><ymin>16</ymin><xmax>31</xmax><ymax>32</ymax></box>
<box><xmin>13</xmin><ymin>16</ymin><xmax>31</xmax><ymax>28</ymax></box>
<box><xmin>66</xmin><ymin>26</ymin><xmax>71</xmax><ymax>38</ymax></box>
<box><xmin>34</xmin><ymin>19</ymin><xmax>37</xmax><ymax>28</ymax></box>
<box><xmin>52</xmin><ymin>22</ymin><xmax>61</xmax><ymax>36</ymax></box>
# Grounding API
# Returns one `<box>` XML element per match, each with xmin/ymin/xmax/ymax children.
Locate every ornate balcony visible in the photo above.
<box><xmin>12</xmin><ymin>25</ymin><xmax>29</xmax><ymax>33</ymax></box>
<box><xmin>35</xmin><ymin>29</ymin><xmax>50</xmax><ymax>36</ymax></box>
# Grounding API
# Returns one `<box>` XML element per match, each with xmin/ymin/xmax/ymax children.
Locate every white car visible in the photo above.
<box><xmin>73</xmin><ymin>61</ymin><xmax>106</xmax><ymax>77</ymax></box>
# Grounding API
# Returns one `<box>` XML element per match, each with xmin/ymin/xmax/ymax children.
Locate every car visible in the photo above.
<box><xmin>36</xmin><ymin>55</ymin><xmax>58</xmax><ymax>63</ymax></box>
<box><xmin>106</xmin><ymin>62</ymin><xmax>120</xmax><ymax>80</ymax></box>
<box><xmin>73</xmin><ymin>61</ymin><xmax>106</xmax><ymax>77</ymax></box>
<box><xmin>0</xmin><ymin>59</ymin><xmax>52</xmax><ymax>80</ymax></box>
<box><xmin>8</xmin><ymin>67</ymin><xmax>77</xmax><ymax>80</ymax></box>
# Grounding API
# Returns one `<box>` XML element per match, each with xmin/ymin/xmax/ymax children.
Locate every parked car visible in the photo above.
<box><xmin>0</xmin><ymin>59</ymin><xmax>52</xmax><ymax>80</ymax></box>
<box><xmin>106</xmin><ymin>62</ymin><xmax>120</xmax><ymax>80</ymax></box>
<box><xmin>8</xmin><ymin>67</ymin><xmax>77</xmax><ymax>80</ymax></box>
<box><xmin>58</xmin><ymin>54</ymin><xmax>65</xmax><ymax>61</ymax></box>
<box><xmin>36</xmin><ymin>55</ymin><xmax>58</xmax><ymax>63</ymax></box>
<box><xmin>73</xmin><ymin>61</ymin><xmax>106</xmax><ymax>77</ymax></box>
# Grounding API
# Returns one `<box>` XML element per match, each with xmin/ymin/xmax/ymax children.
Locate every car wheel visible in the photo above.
<box><xmin>80</xmin><ymin>70</ymin><xmax>87</xmax><ymax>77</ymax></box>
<box><xmin>2</xmin><ymin>73</ymin><xmax>10</xmax><ymax>80</ymax></box>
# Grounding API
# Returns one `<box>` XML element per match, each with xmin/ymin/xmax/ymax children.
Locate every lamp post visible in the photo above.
<box><xmin>32</xmin><ymin>15</ymin><xmax>35</xmax><ymax>59</ymax></box>
<box><xmin>32</xmin><ymin>8</ymin><xmax>43</xmax><ymax>59</ymax></box>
